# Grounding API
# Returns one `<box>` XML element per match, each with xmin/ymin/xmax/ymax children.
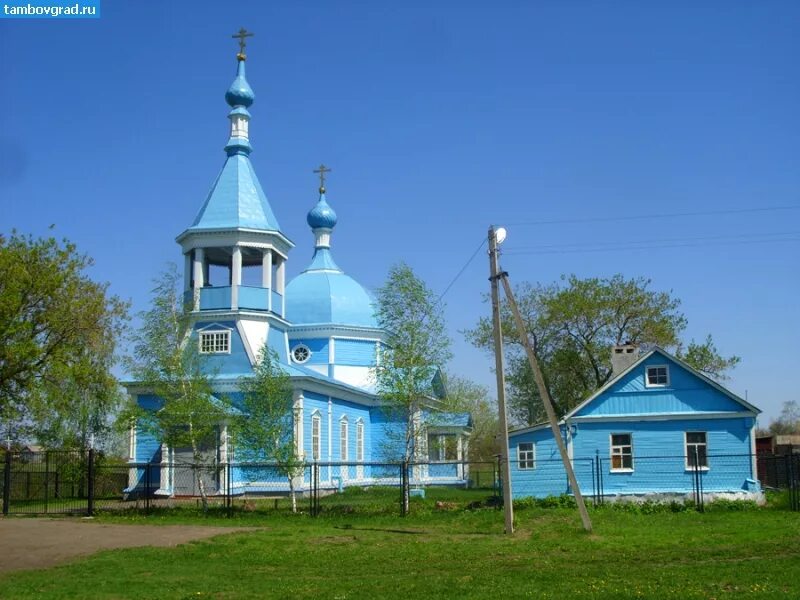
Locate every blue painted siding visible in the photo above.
<box><xmin>238</xmin><ymin>285</ymin><xmax>269</xmax><ymax>311</ymax></box>
<box><xmin>370</xmin><ymin>407</ymin><xmax>408</xmax><ymax>461</ymax></box>
<box><xmin>200</xmin><ymin>286</ymin><xmax>232</xmax><ymax>310</ymax></box>
<box><xmin>288</xmin><ymin>338</ymin><xmax>329</xmax><ymax>365</ymax></box>
<box><xmin>268</xmin><ymin>325</ymin><xmax>288</xmax><ymax>363</ymax></box>
<box><xmin>334</xmin><ymin>338</ymin><xmax>376</xmax><ymax>366</ymax></box>
<box><xmin>509</xmin><ymin>417</ymin><xmax>755</xmax><ymax>499</ymax></box>
<box><xmin>302</xmin><ymin>390</ymin><xmax>371</xmax><ymax>483</ymax></box>
<box><xmin>577</xmin><ymin>354</ymin><xmax>745</xmax><ymax>417</ymax></box>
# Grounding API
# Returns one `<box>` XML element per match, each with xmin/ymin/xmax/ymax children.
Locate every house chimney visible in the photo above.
<box><xmin>611</xmin><ymin>343</ymin><xmax>640</xmax><ymax>376</ymax></box>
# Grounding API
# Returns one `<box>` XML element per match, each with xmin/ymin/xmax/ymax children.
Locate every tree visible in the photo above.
<box><xmin>125</xmin><ymin>266</ymin><xmax>229</xmax><ymax>511</ymax></box>
<box><xmin>766</xmin><ymin>401</ymin><xmax>800</xmax><ymax>435</ymax></box>
<box><xmin>466</xmin><ymin>274</ymin><xmax>740</xmax><ymax>426</ymax></box>
<box><xmin>440</xmin><ymin>374</ymin><xmax>498</xmax><ymax>462</ymax></box>
<box><xmin>236</xmin><ymin>348</ymin><xmax>303</xmax><ymax>512</ymax></box>
<box><xmin>375</xmin><ymin>263</ymin><xmax>452</xmax><ymax>463</ymax></box>
<box><xmin>0</xmin><ymin>230</ymin><xmax>128</xmax><ymax>445</ymax></box>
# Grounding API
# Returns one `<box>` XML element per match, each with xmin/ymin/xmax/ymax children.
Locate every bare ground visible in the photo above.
<box><xmin>0</xmin><ymin>518</ymin><xmax>259</xmax><ymax>573</ymax></box>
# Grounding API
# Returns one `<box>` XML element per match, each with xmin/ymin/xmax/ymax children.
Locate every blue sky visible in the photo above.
<box><xmin>1</xmin><ymin>1</ymin><xmax>798</xmax><ymax>422</ymax></box>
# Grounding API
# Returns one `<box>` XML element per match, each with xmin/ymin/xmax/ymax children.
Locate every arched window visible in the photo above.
<box><xmin>311</xmin><ymin>413</ymin><xmax>322</xmax><ymax>461</ymax></box>
<box><xmin>356</xmin><ymin>420</ymin><xmax>364</xmax><ymax>463</ymax></box>
<box><xmin>340</xmin><ymin>416</ymin><xmax>349</xmax><ymax>462</ymax></box>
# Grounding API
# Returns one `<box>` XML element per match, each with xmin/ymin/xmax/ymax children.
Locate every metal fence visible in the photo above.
<box><xmin>0</xmin><ymin>451</ymin><xmax>501</xmax><ymax>517</ymax></box>
<box><xmin>2</xmin><ymin>451</ymin><xmax>797</xmax><ymax>517</ymax></box>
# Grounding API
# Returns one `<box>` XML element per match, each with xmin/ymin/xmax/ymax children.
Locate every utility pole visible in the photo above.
<box><xmin>488</xmin><ymin>225</ymin><xmax>514</xmax><ymax>535</ymax></box>
<box><xmin>500</xmin><ymin>276</ymin><xmax>593</xmax><ymax>533</ymax></box>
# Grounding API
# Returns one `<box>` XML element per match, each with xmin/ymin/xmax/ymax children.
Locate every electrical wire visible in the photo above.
<box><xmin>505</xmin><ymin>205</ymin><xmax>800</xmax><ymax>227</ymax></box>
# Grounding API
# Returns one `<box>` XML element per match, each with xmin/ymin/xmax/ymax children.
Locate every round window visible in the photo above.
<box><xmin>292</xmin><ymin>344</ymin><xmax>311</xmax><ymax>364</ymax></box>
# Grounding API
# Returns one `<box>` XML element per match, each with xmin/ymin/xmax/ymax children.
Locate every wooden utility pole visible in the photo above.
<box><xmin>499</xmin><ymin>276</ymin><xmax>593</xmax><ymax>533</ymax></box>
<box><xmin>488</xmin><ymin>226</ymin><xmax>514</xmax><ymax>534</ymax></box>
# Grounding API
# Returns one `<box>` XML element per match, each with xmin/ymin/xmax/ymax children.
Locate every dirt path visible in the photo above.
<box><xmin>0</xmin><ymin>518</ymin><xmax>259</xmax><ymax>573</ymax></box>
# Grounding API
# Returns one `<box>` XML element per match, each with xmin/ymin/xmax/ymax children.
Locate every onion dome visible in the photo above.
<box><xmin>225</xmin><ymin>59</ymin><xmax>255</xmax><ymax>108</ymax></box>
<box><xmin>307</xmin><ymin>193</ymin><xmax>338</xmax><ymax>230</ymax></box>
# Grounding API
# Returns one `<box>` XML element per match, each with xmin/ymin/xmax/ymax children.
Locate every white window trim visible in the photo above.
<box><xmin>339</xmin><ymin>416</ymin><xmax>349</xmax><ymax>462</ymax></box>
<box><xmin>610</xmin><ymin>432</ymin><xmax>634</xmax><ymax>472</ymax></box>
<box><xmin>311</xmin><ymin>413</ymin><xmax>322</xmax><ymax>462</ymax></box>
<box><xmin>517</xmin><ymin>442</ymin><xmax>535</xmax><ymax>470</ymax></box>
<box><xmin>198</xmin><ymin>330</ymin><xmax>231</xmax><ymax>354</ymax></box>
<box><xmin>645</xmin><ymin>364</ymin><xmax>670</xmax><ymax>388</ymax></box>
<box><xmin>355</xmin><ymin>419</ymin><xmax>364</xmax><ymax>463</ymax></box>
<box><xmin>684</xmin><ymin>431</ymin><xmax>710</xmax><ymax>471</ymax></box>
<box><xmin>291</xmin><ymin>343</ymin><xmax>312</xmax><ymax>364</ymax></box>
<box><xmin>128</xmin><ymin>423</ymin><xmax>137</xmax><ymax>461</ymax></box>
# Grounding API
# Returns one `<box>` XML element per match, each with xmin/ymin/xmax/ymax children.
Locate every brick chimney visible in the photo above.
<box><xmin>611</xmin><ymin>343</ymin><xmax>640</xmax><ymax>376</ymax></box>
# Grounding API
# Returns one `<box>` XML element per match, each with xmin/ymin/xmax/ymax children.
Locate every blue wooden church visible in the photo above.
<box><xmin>509</xmin><ymin>344</ymin><xmax>762</xmax><ymax>501</ymax></box>
<box><xmin>126</xmin><ymin>44</ymin><xmax>471</xmax><ymax>497</ymax></box>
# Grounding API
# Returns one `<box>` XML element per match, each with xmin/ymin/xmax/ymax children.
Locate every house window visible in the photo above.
<box><xmin>292</xmin><ymin>344</ymin><xmax>311</xmax><ymax>364</ymax></box>
<box><xmin>686</xmin><ymin>432</ymin><xmax>708</xmax><ymax>470</ymax></box>
<box><xmin>428</xmin><ymin>434</ymin><xmax>457</xmax><ymax>462</ymax></box>
<box><xmin>610</xmin><ymin>433</ymin><xmax>633</xmax><ymax>471</ymax></box>
<box><xmin>645</xmin><ymin>365</ymin><xmax>669</xmax><ymax>387</ymax></box>
<box><xmin>356</xmin><ymin>421</ymin><xmax>364</xmax><ymax>462</ymax></box>
<box><xmin>199</xmin><ymin>330</ymin><xmax>230</xmax><ymax>354</ymax></box>
<box><xmin>311</xmin><ymin>414</ymin><xmax>321</xmax><ymax>461</ymax></box>
<box><xmin>340</xmin><ymin>418</ymin><xmax>348</xmax><ymax>462</ymax></box>
<box><xmin>518</xmin><ymin>442</ymin><xmax>535</xmax><ymax>470</ymax></box>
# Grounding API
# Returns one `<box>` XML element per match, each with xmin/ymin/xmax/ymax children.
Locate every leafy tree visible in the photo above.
<box><xmin>440</xmin><ymin>374</ymin><xmax>498</xmax><ymax>462</ymax></box>
<box><xmin>375</xmin><ymin>263</ymin><xmax>452</xmax><ymax>463</ymax></box>
<box><xmin>0</xmin><ymin>230</ymin><xmax>128</xmax><ymax>444</ymax></box>
<box><xmin>466</xmin><ymin>274</ymin><xmax>739</xmax><ymax>426</ymax></box>
<box><xmin>766</xmin><ymin>401</ymin><xmax>800</xmax><ymax>435</ymax></box>
<box><xmin>236</xmin><ymin>348</ymin><xmax>303</xmax><ymax>512</ymax></box>
<box><xmin>125</xmin><ymin>266</ymin><xmax>229</xmax><ymax>511</ymax></box>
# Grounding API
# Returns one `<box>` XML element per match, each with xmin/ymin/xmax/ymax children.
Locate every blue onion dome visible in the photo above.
<box><xmin>225</xmin><ymin>60</ymin><xmax>255</xmax><ymax>108</ymax></box>
<box><xmin>307</xmin><ymin>193</ymin><xmax>338</xmax><ymax>229</ymax></box>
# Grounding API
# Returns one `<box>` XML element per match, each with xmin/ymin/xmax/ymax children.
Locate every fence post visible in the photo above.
<box><xmin>226</xmin><ymin>461</ymin><xmax>232</xmax><ymax>518</ymax></box>
<box><xmin>87</xmin><ymin>448</ymin><xmax>95</xmax><ymax>517</ymax></box>
<box><xmin>145</xmin><ymin>461</ymin><xmax>151</xmax><ymax>514</ymax></box>
<box><xmin>44</xmin><ymin>451</ymin><xmax>49</xmax><ymax>514</ymax></box>
<box><xmin>2</xmin><ymin>451</ymin><xmax>10</xmax><ymax>516</ymax></box>
<box><xmin>400</xmin><ymin>461</ymin><xmax>408</xmax><ymax>517</ymax></box>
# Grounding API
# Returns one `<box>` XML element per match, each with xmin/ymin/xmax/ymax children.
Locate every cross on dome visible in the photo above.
<box><xmin>232</xmin><ymin>28</ymin><xmax>254</xmax><ymax>61</ymax></box>
<box><xmin>313</xmin><ymin>164</ymin><xmax>331</xmax><ymax>193</ymax></box>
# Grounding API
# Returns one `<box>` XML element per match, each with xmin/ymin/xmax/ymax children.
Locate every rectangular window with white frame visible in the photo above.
<box><xmin>645</xmin><ymin>365</ymin><xmax>669</xmax><ymax>387</ymax></box>
<box><xmin>610</xmin><ymin>433</ymin><xmax>634</xmax><ymax>471</ymax></box>
<box><xmin>685</xmin><ymin>431</ymin><xmax>708</xmax><ymax>470</ymax></box>
<box><xmin>518</xmin><ymin>442</ymin><xmax>535</xmax><ymax>470</ymax></box>
<box><xmin>199</xmin><ymin>330</ymin><xmax>230</xmax><ymax>354</ymax></box>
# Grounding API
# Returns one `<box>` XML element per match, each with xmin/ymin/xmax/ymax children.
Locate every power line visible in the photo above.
<box><xmin>506</xmin><ymin>205</ymin><xmax>800</xmax><ymax>227</ymax></box>
<box><xmin>503</xmin><ymin>231</ymin><xmax>800</xmax><ymax>252</ymax></box>
<box><xmin>502</xmin><ymin>234</ymin><xmax>800</xmax><ymax>256</ymax></box>
<box><xmin>435</xmin><ymin>237</ymin><xmax>487</xmax><ymax>305</ymax></box>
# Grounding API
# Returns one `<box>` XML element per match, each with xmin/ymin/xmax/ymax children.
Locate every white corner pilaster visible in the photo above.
<box><xmin>276</xmin><ymin>257</ymin><xmax>286</xmax><ymax>317</ymax></box>
<box><xmin>293</xmin><ymin>391</ymin><xmax>305</xmax><ymax>460</ymax></box>
<box><xmin>327</xmin><ymin>398</ymin><xmax>333</xmax><ymax>474</ymax></box>
<box><xmin>231</xmin><ymin>246</ymin><xmax>242</xmax><ymax>310</ymax></box>
<box><xmin>192</xmin><ymin>248</ymin><xmax>205</xmax><ymax>311</ymax></box>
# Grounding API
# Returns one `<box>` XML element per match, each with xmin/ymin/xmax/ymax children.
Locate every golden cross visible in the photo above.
<box><xmin>313</xmin><ymin>164</ymin><xmax>332</xmax><ymax>192</ymax></box>
<box><xmin>232</xmin><ymin>28</ymin><xmax>254</xmax><ymax>58</ymax></box>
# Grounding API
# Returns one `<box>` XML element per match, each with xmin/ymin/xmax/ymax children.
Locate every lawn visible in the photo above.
<box><xmin>0</xmin><ymin>489</ymin><xmax>798</xmax><ymax>599</ymax></box>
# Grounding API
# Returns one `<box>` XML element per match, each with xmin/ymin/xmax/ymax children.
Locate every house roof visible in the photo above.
<box><xmin>509</xmin><ymin>346</ymin><xmax>760</xmax><ymax>436</ymax></box>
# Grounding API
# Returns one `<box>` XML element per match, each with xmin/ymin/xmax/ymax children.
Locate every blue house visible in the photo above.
<box><xmin>508</xmin><ymin>344</ymin><xmax>761</xmax><ymax>501</ymax></box>
<box><xmin>125</xmin><ymin>46</ymin><xmax>470</xmax><ymax>497</ymax></box>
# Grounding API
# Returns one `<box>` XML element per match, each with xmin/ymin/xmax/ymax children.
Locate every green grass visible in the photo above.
<box><xmin>0</xmin><ymin>489</ymin><xmax>798</xmax><ymax>599</ymax></box>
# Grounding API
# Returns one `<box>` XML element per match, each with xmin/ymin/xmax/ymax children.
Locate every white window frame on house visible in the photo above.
<box><xmin>291</xmin><ymin>344</ymin><xmax>311</xmax><ymax>364</ymax></box>
<box><xmin>339</xmin><ymin>416</ymin><xmax>349</xmax><ymax>462</ymax></box>
<box><xmin>517</xmin><ymin>442</ymin><xmax>535</xmax><ymax>470</ymax></box>
<box><xmin>427</xmin><ymin>433</ymin><xmax>458</xmax><ymax>462</ymax></box>
<box><xmin>645</xmin><ymin>365</ymin><xmax>670</xmax><ymax>388</ymax></box>
<box><xmin>355</xmin><ymin>419</ymin><xmax>364</xmax><ymax>462</ymax></box>
<box><xmin>311</xmin><ymin>413</ymin><xmax>321</xmax><ymax>462</ymax></box>
<box><xmin>610</xmin><ymin>433</ymin><xmax>634</xmax><ymax>472</ymax></box>
<box><xmin>685</xmin><ymin>431</ymin><xmax>709</xmax><ymax>471</ymax></box>
<box><xmin>199</xmin><ymin>330</ymin><xmax>231</xmax><ymax>354</ymax></box>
